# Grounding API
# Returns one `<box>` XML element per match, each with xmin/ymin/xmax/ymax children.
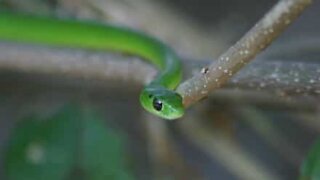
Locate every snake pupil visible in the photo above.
<box><xmin>153</xmin><ymin>98</ymin><xmax>163</xmax><ymax>111</ymax></box>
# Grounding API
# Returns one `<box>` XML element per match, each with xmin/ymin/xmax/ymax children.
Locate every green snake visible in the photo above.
<box><xmin>0</xmin><ymin>13</ymin><xmax>184</xmax><ymax>119</ymax></box>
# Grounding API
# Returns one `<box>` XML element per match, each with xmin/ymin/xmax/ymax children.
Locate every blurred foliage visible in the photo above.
<box><xmin>300</xmin><ymin>139</ymin><xmax>320</xmax><ymax>180</ymax></box>
<box><xmin>4</xmin><ymin>104</ymin><xmax>134</xmax><ymax>180</ymax></box>
<box><xmin>0</xmin><ymin>0</ymin><xmax>9</xmax><ymax>9</ymax></box>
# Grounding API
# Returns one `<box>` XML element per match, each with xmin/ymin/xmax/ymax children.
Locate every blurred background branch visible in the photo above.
<box><xmin>0</xmin><ymin>42</ymin><xmax>318</xmax><ymax>102</ymax></box>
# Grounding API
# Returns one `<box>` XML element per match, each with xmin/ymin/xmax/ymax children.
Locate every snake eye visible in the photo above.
<box><xmin>153</xmin><ymin>98</ymin><xmax>163</xmax><ymax>111</ymax></box>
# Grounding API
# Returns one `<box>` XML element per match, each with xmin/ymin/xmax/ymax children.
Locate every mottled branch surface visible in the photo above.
<box><xmin>176</xmin><ymin>0</ymin><xmax>313</xmax><ymax>108</ymax></box>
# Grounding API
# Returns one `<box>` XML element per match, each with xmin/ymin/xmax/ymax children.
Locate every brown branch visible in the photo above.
<box><xmin>176</xmin><ymin>0</ymin><xmax>313</xmax><ymax>108</ymax></box>
<box><xmin>184</xmin><ymin>60</ymin><xmax>320</xmax><ymax>96</ymax></box>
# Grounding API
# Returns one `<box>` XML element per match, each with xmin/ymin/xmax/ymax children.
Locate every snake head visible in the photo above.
<box><xmin>140</xmin><ymin>85</ymin><xmax>184</xmax><ymax>120</ymax></box>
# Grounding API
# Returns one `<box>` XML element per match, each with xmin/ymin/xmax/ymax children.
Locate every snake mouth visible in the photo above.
<box><xmin>164</xmin><ymin>109</ymin><xmax>184</xmax><ymax>120</ymax></box>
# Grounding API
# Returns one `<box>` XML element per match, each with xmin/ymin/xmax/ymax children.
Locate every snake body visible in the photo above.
<box><xmin>0</xmin><ymin>13</ymin><xmax>184</xmax><ymax>119</ymax></box>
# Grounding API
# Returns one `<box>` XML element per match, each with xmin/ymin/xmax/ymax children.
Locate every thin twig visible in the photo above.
<box><xmin>143</xmin><ymin>113</ymin><xmax>200</xmax><ymax>179</ymax></box>
<box><xmin>178</xmin><ymin>114</ymin><xmax>281</xmax><ymax>180</ymax></box>
<box><xmin>176</xmin><ymin>0</ymin><xmax>313</xmax><ymax>108</ymax></box>
<box><xmin>236</xmin><ymin>106</ymin><xmax>302</xmax><ymax>165</ymax></box>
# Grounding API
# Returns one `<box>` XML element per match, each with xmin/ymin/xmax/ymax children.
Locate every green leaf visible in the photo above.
<box><xmin>5</xmin><ymin>104</ymin><xmax>134</xmax><ymax>180</ymax></box>
<box><xmin>300</xmin><ymin>139</ymin><xmax>320</xmax><ymax>180</ymax></box>
<box><xmin>4</xmin><ymin>105</ymin><xmax>80</xmax><ymax>180</ymax></box>
<box><xmin>79</xmin><ymin>107</ymin><xmax>134</xmax><ymax>180</ymax></box>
